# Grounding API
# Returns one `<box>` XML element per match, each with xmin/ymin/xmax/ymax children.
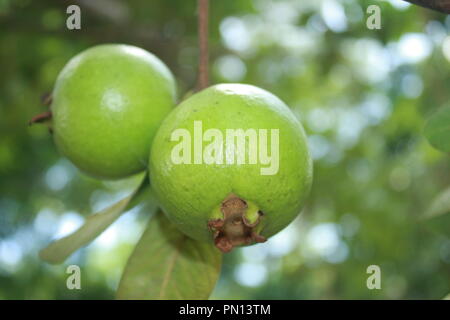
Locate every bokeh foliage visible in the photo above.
<box><xmin>0</xmin><ymin>0</ymin><xmax>449</xmax><ymax>299</ymax></box>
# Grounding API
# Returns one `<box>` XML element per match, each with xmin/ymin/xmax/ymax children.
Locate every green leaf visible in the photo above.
<box><xmin>424</xmin><ymin>106</ymin><xmax>450</xmax><ymax>153</ymax></box>
<box><xmin>116</xmin><ymin>212</ymin><xmax>222</xmax><ymax>300</ymax></box>
<box><xmin>423</xmin><ymin>187</ymin><xmax>450</xmax><ymax>220</ymax></box>
<box><xmin>39</xmin><ymin>174</ymin><xmax>150</xmax><ymax>264</ymax></box>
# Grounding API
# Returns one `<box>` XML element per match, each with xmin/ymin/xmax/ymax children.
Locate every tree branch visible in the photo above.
<box><xmin>197</xmin><ymin>0</ymin><xmax>209</xmax><ymax>91</ymax></box>
<box><xmin>403</xmin><ymin>0</ymin><xmax>450</xmax><ymax>13</ymax></box>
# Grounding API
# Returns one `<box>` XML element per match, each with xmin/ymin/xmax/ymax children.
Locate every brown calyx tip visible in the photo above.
<box><xmin>28</xmin><ymin>93</ymin><xmax>53</xmax><ymax>126</ymax></box>
<box><xmin>208</xmin><ymin>194</ymin><xmax>266</xmax><ymax>253</ymax></box>
<box><xmin>28</xmin><ymin>111</ymin><xmax>52</xmax><ymax>126</ymax></box>
<box><xmin>41</xmin><ymin>92</ymin><xmax>53</xmax><ymax>106</ymax></box>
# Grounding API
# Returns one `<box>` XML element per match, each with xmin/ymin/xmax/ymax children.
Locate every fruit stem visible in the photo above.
<box><xmin>196</xmin><ymin>0</ymin><xmax>209</xmax><ymax>91</ymax></box>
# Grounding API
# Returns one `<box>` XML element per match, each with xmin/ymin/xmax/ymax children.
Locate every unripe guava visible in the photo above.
<box><xmin>51</xmin><ymin>44</ymin><xmax>177</xmax><ymax>179</ymax></box>
<box><xmin>149</xmin><ymin>84</ymin><xmax>313</xmax><ymax>252</ymax></box>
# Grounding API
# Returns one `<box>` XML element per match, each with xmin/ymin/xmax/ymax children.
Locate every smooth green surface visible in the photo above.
<box><xmin>117</xmin><ymin>212</ymin><xmax>222</xmax><ymax>300</ymax></box>
<box><xmin>424</xmin><ymin>106</ymin><xmax>450</xmax><ymax>153</ymax></box>
<box><xmin>150</xmin><ymin>84</ymin><xmax>313</xmax><ymax>242</ymax></box>
<box><xmin>52</xmin><ymin>44</ymin><xmax>176</xmax><ymax>179</ymax></box>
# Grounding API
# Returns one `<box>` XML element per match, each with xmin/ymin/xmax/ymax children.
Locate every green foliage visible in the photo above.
<box><xmin>39</xmin><ymin>174</ymin><xmax>150</xmax><ymax>264</ymax></box>
<box><xmin>425</xmin><ymin>186</ymin><xmax>450</xmax><ymax>219</ymax></box>
<box><xmin>117</xmin><ymin>212</ymin><xmax>222</xmax><ymax>300</ymax></box>
<box><xmin>0</xmin><ymin>0</ymin><xmax>449</xmax><ymax>300</ymax></box>
<box><xmin>424</xmin><ymin>106</ymin><xmax>450</xmax><ymax>153</ymax></box>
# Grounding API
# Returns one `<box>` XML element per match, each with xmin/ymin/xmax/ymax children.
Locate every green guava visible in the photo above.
<box><xmin>149</xmin><ymin>84</ymin><xmax>313</xmax><ymax>252</ymax></box>
<box><xmin>51</xmin><ymin>44</ymin><xmax>177</xmax><ymax>179</ymax></box>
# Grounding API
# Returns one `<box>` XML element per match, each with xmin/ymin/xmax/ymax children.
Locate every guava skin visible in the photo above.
<box><xmin>150</xmin><ymin>84</ymin><xmax>313</xmax><ymax>249</ymax></box>
<box><xmin>51</xmin><ymin>44</ymin><xmax>177</xmax><ymax>179</ymax></box>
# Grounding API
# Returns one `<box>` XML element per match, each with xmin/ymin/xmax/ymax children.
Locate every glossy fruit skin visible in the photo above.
<box><xmin>150</xmin><ymin>83</ymin><xmax>313</xmax><ymax>243</ymax></box>
<box><xmin>52</xmin><ymin>44</ymin><xmax>176</xmax><ymax>179</ymax></box>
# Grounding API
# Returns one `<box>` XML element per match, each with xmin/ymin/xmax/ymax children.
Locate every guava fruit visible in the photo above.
<box><xmin>51</xmin><ymin>44</ymin><xmax>177</xmax><ymax>179</ymax></box>
<box><xmin>149</xmin><ymin>84</ymin><xmax>313</xmax><ymax>252</ymax></box>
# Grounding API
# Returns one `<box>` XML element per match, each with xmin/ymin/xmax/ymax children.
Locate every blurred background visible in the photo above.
<box><xmin>0</xmin><ymin>0</ymin><xmax>449</xmax><ymax>299</ymax></box>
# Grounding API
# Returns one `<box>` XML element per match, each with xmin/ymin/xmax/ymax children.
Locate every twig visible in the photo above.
<box><xmin>403</xmin><ymin>0</ymin><xmax>450</xmax><ymax>13</ymax></box>
<box><xmin>197</xmin><ymin>0</ymin><xmax>209</xmax><ymax>91</ymax></box>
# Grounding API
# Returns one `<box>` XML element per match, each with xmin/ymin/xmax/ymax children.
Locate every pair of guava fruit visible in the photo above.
<box><xmin>50</xmin><ymin>44</ymin><xmax>313</xmax><ymax>252</ymax></box>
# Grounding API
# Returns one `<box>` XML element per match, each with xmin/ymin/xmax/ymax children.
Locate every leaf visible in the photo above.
<box><xmin>39</xmin><ymin>174</ymin><xmax>150</xmax><ymax>264</ymax></box>
<box><xmin>444</xmin><ymin>293</ymin><xmax>450</xmax><ymax>300</ymax></box>
<box><xmin>424</xmin><ymin>106</ymin><xmax>450</xmax><ymax>153</ymax></box>
<box><xmin>423</xmin><ymin>186</ymin><xmax>450</xmax><ymax>220</ymax></box>
<box><xmin>116</xmin><ymin>211</ymin><xmax>222</xmax><ymax>300</ymax></box>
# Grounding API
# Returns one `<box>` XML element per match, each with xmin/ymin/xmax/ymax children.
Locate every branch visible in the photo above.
<box><xmin>403</xmin><ymin>0</ymin><xmax>450</xmax><ymax>13</ymax></box>
<box><xmin>197</xmin><ymin>0</ymin><xmax>209</xmax><ymax>91</ymax></box>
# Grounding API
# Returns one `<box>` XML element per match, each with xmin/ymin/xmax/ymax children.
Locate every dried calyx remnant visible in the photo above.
<box><xmin>208</xmin><ymin>194</ymin><xmax>266</xmax><ymax>253</ymax></box>
<box><xmin>28</xmin><ymin>93</ymin><xmax>53</xmax><ymax>126</ymax></box>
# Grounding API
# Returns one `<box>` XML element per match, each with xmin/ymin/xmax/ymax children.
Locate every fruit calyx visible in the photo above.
<box><xmin>29</xmin><ymin>93</ymin><xmax>53</xmax><ymax>126</ymax></box>
<box><xmin>28</xmin><ymin>111</ymin><xmax>52</xmax><ymax>125</ymax></box>
<box><xmin>207</xmin><ymin>194</ymin><xmax>266</xmax><ymax>253</ymax></box>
